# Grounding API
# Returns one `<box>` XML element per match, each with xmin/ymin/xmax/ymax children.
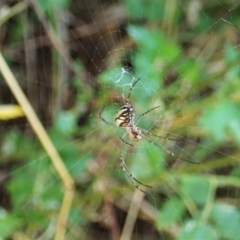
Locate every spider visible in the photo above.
<box><xmin>99</xmin><ymin>78</ymin><xmax>196</xmax><ymax>193</ymax></box>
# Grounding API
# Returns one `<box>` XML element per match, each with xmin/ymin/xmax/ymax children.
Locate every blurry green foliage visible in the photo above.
<box><xmin>200</xmin><ymin>43</ymin><xmax>240</xmax><ymax>144</ymax></box>
<box><xmin>156</xmin><ymin>196</ymin><xmax>185</xmax><ymax>229</ymax></box>
<box><xmin>178</xmin><ymin>58</ymin><xmax>200</xmax><ymax>83</ymax></box>
<box><xmin>39</xmin><ymin>0</ymin><xmax>70</xmax><ymax>16</ymax></box>
<box><xmin>1</xmin><ymin>98</ymin><xmax>91</xmax><ymax>237</ymax></box>
<box><xmin>210</xmin><ymin>203</ymin><xmax>240</xmax><ymax>240</ymax></box>
<box><xmin>0</xmin><ymin>211</ymin><xmax>23</xmax><ymax>239</ymax></box>
<box><xmin>131</xmin><ymin>143</ymin><xmax>166</xmax><ymax>181</ymax></box>
<box><xmin>178</xmin><ymin>220</ymin><xmax>218</xmax><ymax>240</ymax></box>
<box><xmin>8</xmin><ymin>18</ymin><xmax>24</xmax><ymax>44</ymax></box>
<box><xmin>180</xmin><ymin>175</ymin><xmax>210</xmax><ymax>205</ymax></box>
<box><xmin>123</xmin><ymin>0</ymin><xmax>180</xmax><ymax>22</ymax></box>
<box><xmin>200</xmin><ymin>100</ymin><xmax>240</xmax><ymax>144</ymax></box>
<box><xmin>99</xmin><ymin>24</ymin><xmax>201</xmax><ymax>113</ymax></box>
<box><xmin>1</xmin><ymin>0</ymin><xmax>240</xmax><ymax>239</ymax></box>
<box><xmin>99</xmin><ymin>1</ymin><xmax>240</xmax><ymax>238</ymax></box>
<box><xmin>127</xmin><ymin>25</ymin><xmax>181</xmax><ymax>61</ymax></box>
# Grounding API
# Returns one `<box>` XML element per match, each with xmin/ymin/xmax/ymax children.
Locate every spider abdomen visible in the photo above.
<box><xmin>115</xmin><ymin>104</ymin><xmax>134</xmax><ymax>127</ymax></box>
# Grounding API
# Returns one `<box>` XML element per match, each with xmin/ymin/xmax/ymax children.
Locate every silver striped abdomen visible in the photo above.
<box><xmin>114</xmin><ymin>104</ymin><xmax>134</xmax><ymax>127</ymax></box>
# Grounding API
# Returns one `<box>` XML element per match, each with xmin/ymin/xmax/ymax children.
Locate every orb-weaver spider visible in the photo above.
<box><xmin>99</xmin><ymin>78</ymin><xmax>196</xmax><ymax>193</ymax></box>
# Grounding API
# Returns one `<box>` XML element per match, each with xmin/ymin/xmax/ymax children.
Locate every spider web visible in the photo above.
<box><xmin>1</xmin><ymin>0</ymin><xmax>240</xmax><ymax>239</ymax></box>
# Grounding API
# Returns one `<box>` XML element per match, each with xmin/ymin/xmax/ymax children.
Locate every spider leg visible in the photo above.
<box><xmin>140</xmin><ymin>133</ymin><xmax>199</xmax><ymax>164</ymax></box>
<box><xmin>99</xmin><ymin>105</ymin><xmax>115</xmax><ymax>127</ymax></box>
<box><xmin>120</xmin><ymin>155</ymin><xmax>153</xmax><ymax>194</ymax></box>
<box><xmin>126</xmin><ymin>78</ymin><xmax>141</xmax><ymax>104</ymax></box>
<box><xmin>120</xmin><ymin>133</ymin><xmax>134</xmax><ymax>147</ymax></box>
<box><xmin>140</xmin><ymin>128</ymin><xmax>187</xmax><ymax>142</ymax></box>
<box><xmin>135</xmin><ymin>106</ymin><xmax>161</xmax><ymax>125</ymax></box>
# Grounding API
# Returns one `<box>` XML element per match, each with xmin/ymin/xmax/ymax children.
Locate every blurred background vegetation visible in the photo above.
<box><xmin>1</xmin><ymin>0</ymin><xmax>240</xmax><ymax>239</ymax></box>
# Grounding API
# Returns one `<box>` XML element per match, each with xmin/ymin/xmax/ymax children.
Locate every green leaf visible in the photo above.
<box><xmin>99</xmin><ymin>68</ymin><xmax>132</xmax><ymax>86</ymax></box>
<box><xmin>126</xmin><ymin>25</ymin><xmax>181</xmax><ymax>94</ymax></box>
<box><xmin>55</xmin><ymin>111</ymin><xmax>77</xmax><ymax>135</ymax></box>
<box><xmin>0</xmin><ymin>210</ymin><xmax>23</xmax><ymax>238</ymax></box>
<box><xmin>130</xmin><ymin>141</ymin><xmax>165</xmax><ymax>181</ymax></box>
<box><xmin>210</xmin><ymin>203</ymin><xmax>240</xmax><ymax>240</ymax></box>
<box><xmin>224</xmin><ymin>43</ymin><xmax>240</xmax><ymax>79</ymax></box>
<box><xmin>122</xmin><ymin>0</ymin><xmax>165</xmax><ymax>21</ymax></box>
<box><xmin>200</xmin><ymin>99</ymin><xmax>240</xmax><ymax>144</ymax></box>
<box><xmin>178</xmin><ymin>58</ymin><xmax>200</xmax><ymax>83</ymax></box>
<box><xmin>39</xmin><ymin>0</ymin><xmax>69</xmax><ymax>16</ymax></box>
<box><xmin>18</xmin><ymin>211</ymin><xmax>48</xmax><ymax>228</ymax></box>
<box><xmin>127</xmin><ymin>25</ymin><xmax>181</xmax><ymax>61</ymax></box>
<box><xmin>69</xmin><ymin>154</ymin><xmax>92</xmax><ymax>178</ymax></box>
<box><xmin>177</xmin><ymin>220</ymin><xmax>218</xmax><ymax>240</ymax></box>
<box><xmin>180</xmin><ymin>175</ymin><xmax>210</xmax><ymax>205</ymax></box>
<box><xmin>7</xmin><ymin>171</ymin><xmax>34</xmax><ymax>209</ymax></box>
<box><xmin>156</xmin><ymin>196</ymin><xmax>185</xmax><ymax>229</ymax></box>
<box><xmin>132</xmin><ymin>53</ymin><xmax>164</xmax><ymax>92</ymax></box>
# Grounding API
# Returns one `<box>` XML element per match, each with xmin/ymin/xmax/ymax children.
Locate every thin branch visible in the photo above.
<box><xmin>0</xmin><ymin>52</ymin><xmax>75</xmax><ymax>240</ymax></box>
